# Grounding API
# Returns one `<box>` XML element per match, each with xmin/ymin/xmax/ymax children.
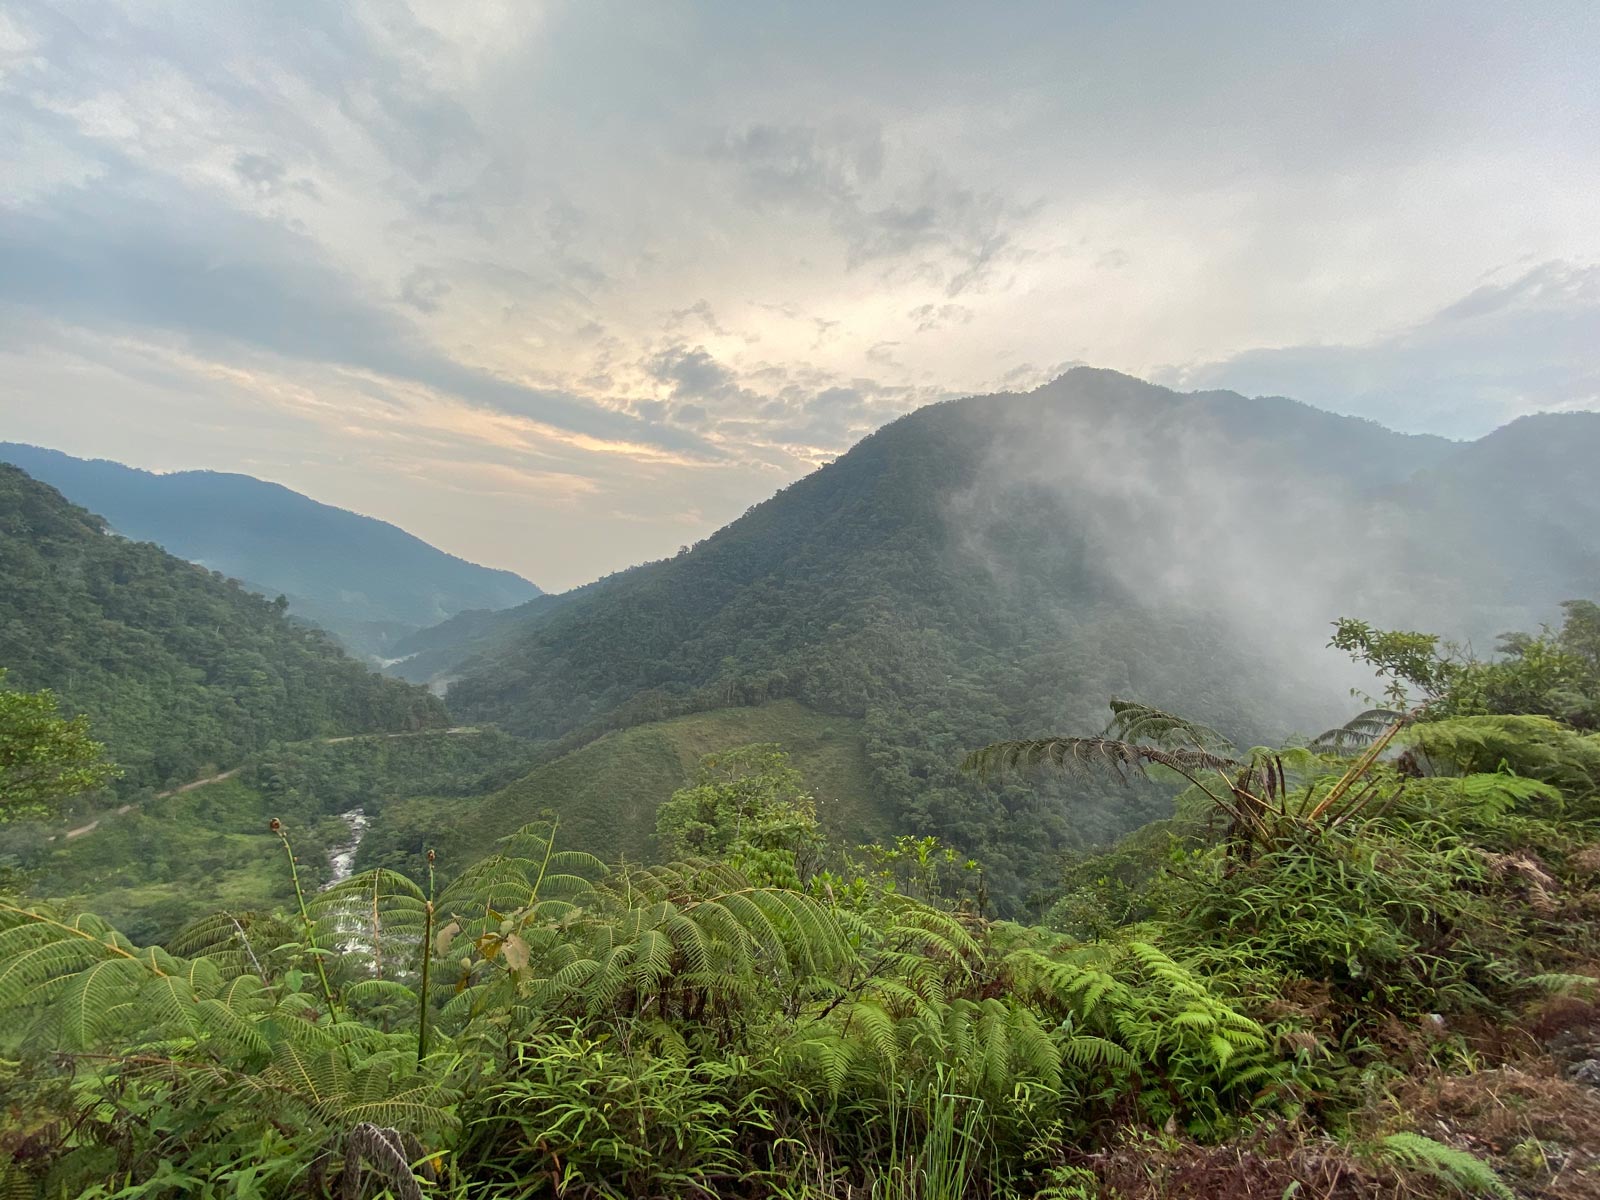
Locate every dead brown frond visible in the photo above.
<box><xmin>1082</xmin><ymin>1122</ymin><xmax>1408</xmax><ymax>1199</ymax></box>
<box><xmin>1386</xmin><ymin>1066</ymin><xmax>1600</xmax><ymax>1200</ymax></box>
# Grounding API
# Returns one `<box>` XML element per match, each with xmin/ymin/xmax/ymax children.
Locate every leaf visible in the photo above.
<box><xmin>502</xmin><ymin>934</ymin><xmax>530</xmax><ymax>973</ymax></box>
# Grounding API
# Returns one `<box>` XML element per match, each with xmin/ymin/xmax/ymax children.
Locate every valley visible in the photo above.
<box><xmin>4</xmin><ymin>10</ymin><xmax>1596</xmax><ymax>1193</ymax></box>
<box><xmin>4</xmin><ymin>369</ymin><xmax>1600</xmax><ymax>1199</ymax></box>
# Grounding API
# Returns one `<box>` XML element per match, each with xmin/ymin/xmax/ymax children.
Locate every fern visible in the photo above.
<box><xmin>1311</xmin><ymin>708</ymin><xmax>1406</xmax><ymax>752</ymax></box>
<box><xmin>1106</xmin><ymin>699</ymin><xmax>1235</xmax><ymax>753</ymax></box>
<box><xmin>1375</xmin><ymin>1132</ymin><xmax>1515</xmax><ymax>1199</ymax></box>
<box><xmin>961</xmin><ymin>735</ymin><xmax>1236</xmax><ymax>783</ymax></box>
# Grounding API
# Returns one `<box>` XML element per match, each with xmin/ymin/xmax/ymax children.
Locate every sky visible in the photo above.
<box><xmin>2</xmin><ymin>1</ymin><xmax>1597</xmax><ymax>590</ymax></box>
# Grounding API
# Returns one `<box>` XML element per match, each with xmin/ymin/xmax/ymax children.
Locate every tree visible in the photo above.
<box><xmin>963</xmin><ymin>699</ymin><xmax>1402</xmax><ymax>863</ymax></box>
<box><xmin>655</xmin><ymin>745</ymin><xmax>824</xmax><ymax>887</ymax></box>
<box><xmin>0</xmin><ymin>669</ymin><xmax>119</xmax><ymax>822</ymax></box>
<box><xmin>1332</xmin><ymin>603</ymin><xmax>1600</xmax><ymax>730</ymax></box>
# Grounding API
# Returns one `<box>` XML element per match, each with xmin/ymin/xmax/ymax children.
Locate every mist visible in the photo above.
<box><xmin>943</xmin><ymin>369</ymin><xmax>1581</xmax><ymax>743</ymax></box>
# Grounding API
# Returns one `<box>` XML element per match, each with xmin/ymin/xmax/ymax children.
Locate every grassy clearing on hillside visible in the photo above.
<box><xmin>15</xmin><ymin>731</ymin><xmax>527</xmax><ymax>942</ymax></box>
<box><xmin>24</xmin><ymin>778</ymin><xmax>323</xmax><ymax>942</ymax></box>
<box><xmin>359</xmin><ymin>700</ymin><xmax>882</xmax><ymax>876</ymax></box>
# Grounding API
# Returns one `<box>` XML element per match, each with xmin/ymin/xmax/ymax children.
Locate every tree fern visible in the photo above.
<box><xmin>1106</xmin><ymin>699</ymin><xmax>1235</xmax><ymax>753</ymax></box>
<box><xmin>1311</xmin><ymin>708</ymin><xmax>1406</xmax><ymax>753</ymax></box>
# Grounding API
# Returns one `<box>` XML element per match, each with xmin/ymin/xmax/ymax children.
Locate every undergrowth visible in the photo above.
<box><xmin>3</xmin><ymin>670</ymin><xmax>1600</xmax><ymax>1195</ymax></box>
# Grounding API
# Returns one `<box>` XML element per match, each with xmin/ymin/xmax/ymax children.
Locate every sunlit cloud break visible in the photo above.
<box><xmin>2</xmin><ymin>0</ymin><xmax>1597</xmax><ymax>587</ymax></box>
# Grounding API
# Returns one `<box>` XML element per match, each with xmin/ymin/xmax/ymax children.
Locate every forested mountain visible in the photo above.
<box><xmin>1380</xmin><ymin>412</ymin><xmax>1600</xmax><ymax>638</ymax></box>
<box><xmin>413</xmin><ymin>369</ymin><xmax>1595</xmax><ymax>902</ymax></box>
<box><xmin>0</xmin><ymin>465</ymin><xmax>447</xmax><ymax>792</ymax></box>
<box><xmin>0</xmin><ymin>443</ymin><xmax>540</xmax><ymax>659</ymax></box>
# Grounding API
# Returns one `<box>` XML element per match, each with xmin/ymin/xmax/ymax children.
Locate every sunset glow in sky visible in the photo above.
<box><xmin>3</xmin><ymin>1</ymin><xmax>1597</xmax><ymax>587</ymax></box>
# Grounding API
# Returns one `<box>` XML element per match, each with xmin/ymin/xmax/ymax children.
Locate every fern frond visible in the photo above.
<box><xmin>1312</xmin><ymin>709</ymin><xmax>1406</xmax><ymax>753</ymax></box>
<box><xmin>962</xmin><ymin>737</ymin><xmax>1236</xmax><ymax>783</ymax></box>
<box><xmin>1375</xmin><ymin>1133</ymin><xmax>1514</xmax><ymax>1199</ymax></box>
<box><xmin>1107</xmin><ymin>699</ymin><xmax>1235</xmax><ymax>753</ymax></box>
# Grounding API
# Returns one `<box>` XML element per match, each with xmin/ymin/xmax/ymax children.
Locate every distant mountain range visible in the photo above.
<box><xmin>390</xmin><ymin>368</ymin><xmax>1600</xmax><ymax>901</ymax></box>
<box><xmin>8</xmin><ymin>370</ymin><xmax>1594</xmax><ymax>907</ymax></box>
<box><xmin>0</xmin><ymin>444</ymin><xmax>541</xmax><ymax>658</ymax></box>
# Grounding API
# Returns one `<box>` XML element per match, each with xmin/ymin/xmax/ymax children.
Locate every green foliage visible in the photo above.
<box><xmin>965</xmin><ymin>699</ymin><xmax>1407</xmax><ymax>867</ymax></box>
<box><xmin>1330</xmin><ymin>618</ymin><xmax>1455</xmax><ymax>706</ymax></box>
<box><xmin>656</xmin><ymin>744</ymin><xmax>826</xmax><ymax>887</ymax></box>
<box><xmin>0</xmin><ymin>465</ymin><xmax>446</xmax><ymax>797</ymax></box>
<box><xmin>1334</xmin><ymin>601</ymin><xmax>1600</xmax><ymax>730</ymax></box>
<box><xmin>433</xmin><ymin>392</ymin><xmax>1350</xmax><ymax>912</ymax></box>
<box><xmin>360</xmin><ymin>701</ymin><xmax>885</xmax><ymax>882</ymax></box>
<box><xmin>857</xmin><ymin>835</ymin><xmax>983</xmax><ymax>907</ymax></box>
<box><xmin>5</xmin><ymin>594</ymin><xmax>1600</xmax><ymax>1197</ymax></box>
<box><xmin>0</xmin><ymin>809</ymin><xmax>1293</xmax><ymax>1198</ymax></box>
<box><xmin>0</xmin><ymin>441</ymin><xmax>540</xmax><ymax>661</ymax></box>
<box><xmin>0</xmin><ymin>670</ymin><xmax>118</xmax><ymax>823</ymax></box>
<box><xmin>1373</xmin><ymin>1132</ymin><xmax>1515</xmax><ymax>1199</ymax></box>
<box><xmin>1404</xmin><ymin>714</ymin><xmax>1600</xmax><ymax>793</ymax></box>
<box><xmin>24</xmin><ymin>730</ymin><xmax>522</xmax><ymax>943</ymax></box>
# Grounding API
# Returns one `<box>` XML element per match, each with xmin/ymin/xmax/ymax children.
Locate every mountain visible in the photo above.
<box><xmin>0</xmin><ymin>464</ymin><xmax>447</xmax><ymax>793</ymax></box>
<box><xmin>404</xmin><ymin>368</ymin><xmax>1595</xmax><ymax>906</ymax></box>
<box><xmin>1379</xmin><ymin>412</ymin><xmax>1600</xmax><ymax>642</ymax></box>
<box><xmin>0</xmin><ymin>444</ymin><xmax>541</xmax><ymax>659</ymax></box>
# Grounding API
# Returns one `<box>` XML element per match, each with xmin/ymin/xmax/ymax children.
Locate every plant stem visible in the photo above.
<box><xmin>418</xmin><ymin>848</ymin><xmax>436</xmax><ymax>1062</ymax></box>
<box><xmin>272</xmin><ymin>819</ymin><xmax>340</xmax><ymax>1024</ymax></box>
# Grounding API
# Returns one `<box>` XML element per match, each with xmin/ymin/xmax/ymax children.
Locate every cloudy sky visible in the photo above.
<box><xmin>2</xmin><ymin>1</ymin><xmax>1597</xmax><ymax>588</ymax></box>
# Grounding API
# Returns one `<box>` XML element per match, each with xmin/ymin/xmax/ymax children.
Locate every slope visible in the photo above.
<box><xmin>396</xmin><ymin>371</ymin><xmax>1465</xmax><ymax>908</ymax></box>
<box><xmin>421</xmin><ymin>368</ymin><xmax>1593</xmax><ymax>908</ymax></box>
<box><xmin>0</xmin><ymin>464</ymin><xmax>447</xmax><ymax>795</ymax></box>
<box><xmin>12</xmin><ymin>727</ymin><xmax>531</xmax><ymax>942</ymax></box>
<box><xmin>1381</xmin><ymin>411</ymin><xmax>1600</xmax><ymax>641</ymax></box>
<box><xmin>354</xmin><ymin>699</ymin><xmax>887</xmax><ymax>881</ymax></box>
<box><xmin>0</xmin><ymin>443</ymin><xmax>541</xmax><ymax>659</ymax></box>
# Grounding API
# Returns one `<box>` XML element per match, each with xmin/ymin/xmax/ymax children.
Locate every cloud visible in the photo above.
<box><xmin>232</xmin><ymin>151</ymin><xmax>318</xmax><ymax>199</ymax></box>
<box><xmin>399</xmin><ymin>267</ymin><xmax>452</xmax><ymax>314</ymax></box>
<box><xmin>909</xmin><ymin>303</ymin><xmax>974</xmax><ymax>332</ymax></box>
<box><xmin>2</xmin><ymin>0</ymin><xmax>1596</xmax><ymax>587</ymax></box>
<box><xmin>710</xmin><ymin>121</ymin><xmax>1029</xmax><ymax>294</ymax></box>
<box><xmin>0</xmin><ymin>179</ymin><xmax>717</xmax><ymax>459</ymax></box>
<box><xmin>646</xmin><ymin>344</ymin><xmax>747</xmax><ymax>404</ymax></box>
<box><xmin>1162</xmin><ymin>261</ymin><xmax>1600</xmax><ymax>437</ymax></box>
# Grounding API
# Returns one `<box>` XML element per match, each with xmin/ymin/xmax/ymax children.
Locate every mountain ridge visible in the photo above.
<box><xmin>0</xmin><ymin>443</ymin><xmax>541</xmax><ymax>659</ymax></box>
<box><xmin>393</xmin><ymin>369</ymin><xmax>1596</xmax><ymax>905</ymax></box>
<box><xmin>0</xmin><ymin>464</ymin><xmax>447</xmax><ymax>794</ymax></box>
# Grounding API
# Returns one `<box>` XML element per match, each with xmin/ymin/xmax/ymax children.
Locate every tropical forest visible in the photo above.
<box><xmin>4</xmin><ymin>5</ymin><xmax>1600</xmax><ymax>1197</ymax></box>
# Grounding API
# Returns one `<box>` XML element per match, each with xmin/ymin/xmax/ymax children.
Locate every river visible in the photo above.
<box><xmin>326</xmin><ymin>807</ymin><xmax>369</xmax><ymax>886</ymax></box>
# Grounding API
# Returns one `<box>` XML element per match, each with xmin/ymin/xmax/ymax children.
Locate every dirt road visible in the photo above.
<box><xmin>57</xmin><ymin>727</ymin><xmax>483</xmax><ymax>841</ymax></box>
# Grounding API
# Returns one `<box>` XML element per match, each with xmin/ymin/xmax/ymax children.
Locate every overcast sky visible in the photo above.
<box><xmin>2</xmin><ymin>1</ymin><xmax>1597</xmax><ymax>589</ymax></box>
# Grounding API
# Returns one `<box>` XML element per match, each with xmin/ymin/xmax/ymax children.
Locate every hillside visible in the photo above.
<box><xmin>355</xmin><ymin>699</ymin><xmax>890</xmax><ymax>878</ymax></box>
<box><xmin>0</xmin><ymin>443</ymin><xmax>541</xmax><ymax>659</ymax></box>
<box><xmin>13</xmin><ymin>728</ymin><xmax>531</xmax><ymax>942</ymax></box>
<box><xmin>0</xmin><ymin>464</ymin><xmax>447</xmax><ymax>794</ymax></box>
<box><xmin>415</xmin><ymin>369</ymin><xmax>1592</xmax><ymax>905</ymax></box>
<box><xmin>1381</xmin><ymin>411</ymin><xmax>1600</xmax><ymax>638</ymax></box>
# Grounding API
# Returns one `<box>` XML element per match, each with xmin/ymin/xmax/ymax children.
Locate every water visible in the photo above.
<box><xmin>324</xmin><ymin>807</ymin><xmax>372</xmax><ymax>959</ymax></box>
<box><xmin>326</xmin><ymin>807</ymin><xmax>369</xmax><ymax>886</ymax></box>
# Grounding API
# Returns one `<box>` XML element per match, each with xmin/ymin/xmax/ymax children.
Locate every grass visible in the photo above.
<box><xmin>21</xmin><ymin>707</ymin><xmax>877</xmax><ymax>939</ymax></box>
<box><xmin>27</xmin><ymin>778</ymin><xmax>317</xmax><ymax>942</ymax></box>
<box><xmin>367</xmin><ymin>700</ymin><xmax>884</xmax><ymax>873</ymax></box>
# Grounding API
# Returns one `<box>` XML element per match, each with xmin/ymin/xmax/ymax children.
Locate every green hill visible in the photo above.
<box><xmin>0</xmin><ymin>443</ymin><xmax>541</xmax><ymax>659</ymax></box>
<box><xmin>14</xmin><ymin>728</ymin><xmax>532</xmax><ymax>941</ymax></box>
<box><xmin>0</xmin><ymin>464</ymin><xmax>448</xmax><ymax>795</ymax></box>
<box><xmin>356</xmin><ymin>700</ymin><xmax>888</xmax><ymax>879</ymax></box>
